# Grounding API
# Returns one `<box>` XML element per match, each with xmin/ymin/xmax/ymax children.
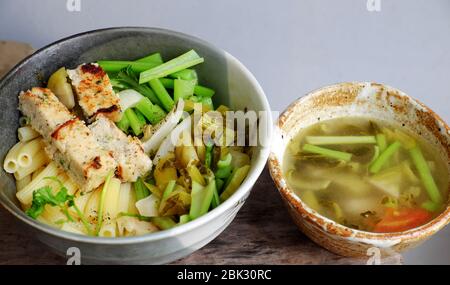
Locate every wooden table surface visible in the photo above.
<box><xmin>0</xmin><ymin>41</ymin><xmax>401</xmax><ymax>265</ymax></box>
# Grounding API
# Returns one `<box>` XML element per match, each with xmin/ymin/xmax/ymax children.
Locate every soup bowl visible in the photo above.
<box><xmin>0</xmin><ymin>27</ymin><xmax>272</xmax><ymax>264</ymax></box>
<box><xmin>268</xmin><ymin>82</ymin><xmax>450</xmax><ymax>257</ymax></box>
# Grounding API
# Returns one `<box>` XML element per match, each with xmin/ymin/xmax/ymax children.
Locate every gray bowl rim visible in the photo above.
<box><xmin>0</xmin><ymin>26</ymin><xmax>273</xmax><ymax>245</ymax></box>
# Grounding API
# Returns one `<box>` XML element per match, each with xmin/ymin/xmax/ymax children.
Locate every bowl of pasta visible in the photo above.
<box><xmin>0</xmin><ymin>27</ymin><xmax>272</xmax><ymax>264</ymax></box>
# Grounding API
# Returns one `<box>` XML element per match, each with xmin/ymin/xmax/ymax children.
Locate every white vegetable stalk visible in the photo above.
<box><xmin>141</xmin><ymin>99</ymin><xmax>185</xmax><ymax>154</ymax></box>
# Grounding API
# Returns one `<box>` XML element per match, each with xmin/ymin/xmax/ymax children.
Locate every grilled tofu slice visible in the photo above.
<box><xmin>46</xmin><ymin>118</ymin><xmax>117</xmax><ymax>192</ymax></box>
<box><xmin>19</xmin><ymin>87</ymin><xmax>117</xmax><ymax>192</ymax></box>
<box><xmin>18</xmin><ymin>87</ymin><xmax>75</xmax><ymax>137</ymax></box>
<box><xmin>67</xmin><ymin>63</ymin><xmax>122</xmax><ymax>122</ymax></box>
<box><xmin>89</xmin><ymin>115</ymin><xmax>152</xmax><ymax>182</ymax></box>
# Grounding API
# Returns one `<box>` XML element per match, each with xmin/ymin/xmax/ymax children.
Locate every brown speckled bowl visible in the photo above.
<box><xmin>268</xmin><ymin>82</ymin><xmax>450</xmax><ymax>257</ymax></box>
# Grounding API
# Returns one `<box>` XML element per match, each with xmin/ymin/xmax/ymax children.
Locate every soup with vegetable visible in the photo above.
<box><xmin>283</xmin><ymin>117</ymin><xmax>448</xmax><ymax>233</ymax></box>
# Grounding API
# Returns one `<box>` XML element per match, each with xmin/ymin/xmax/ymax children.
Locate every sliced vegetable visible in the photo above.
<box><xmin>219</xmin><ymin>165</ymin><xmax>250</xmax><ymax>202</ymax></box>
<box><xmin>135</xmin><ymin>194</ymin><xmax>159</xmax><ymax>217</ymax></box>
<box><xmin>149</xmin><ymin>78</ymin><xmax>175</xmax><ymax>112</ymax></box>
<box><xmin>305</xmin><ymin>136</ymin><xmax>376</xmax><ymax>145</ymax></box>
<box><xmin>135</xmin><ymin>52</ymin><xmax>163</xmax><ymax>64</ymax></box>
<box><xmin>409</xmin><ymin>146</ymin><xmax>443</xmax><ymax>204</ymax></box>
<box><xmin>189</xmin><ymin>180</ymin><xmax>215</xmax><ymax>220</ymax></box>
<box><xmin>98</xmin><ymin>61</ymin><xmax>160</xmax><ymax>73</ymax></box>
<box><xmin>125</xmin><ymin>108</ymin><xmax>143</xmax><ymax>136</ymax></box>
<box><xmin>302</xmin><ymin>144</ymin><xmax>352</xmax><ymax>162</ymax></box>
<box><xmin>116</xmin><ymin>114</ymin><xmax>130</xmax><ymax>132</ymax></box>
<box><xmin>170</xmin><ymin>69</ymin><xmax>198</xmax><ymax>84</ymax></box>
<box><xmin>369</xmin><ymin>141</ymin><xmax>401</xmax><ymax>173</ymax></box>
<box><xmin>134</xmin><ymin>177</ymin><xmax>150</xmax><ymax>201</ymax></box>
<box><xmin>179</xmin><ymin>214</ymin><xmax>190</xmax><ymax>224</ymax></box>
<box><xmin>96</xmin><ymin>171</ymin><xmax>114</xmax><ymax>235</ymax></box>
<box><xmin>376</xmin><ymin>134</ymin><xmax>387</xmax><ymax>152</ymax></box>
<box><xmin>47</xmin><ymin>67</ymin><xmax>75</xmax><ymax>109</ymax></box>
<box><xmin>151</xmin><ymin>217</ymin><xmax>176</xmax><ymax>230</ymax></box>
<box><xmin>158</xmin><ymin>180</ymin><xmax>176</xmax><ymax>213</ymax></box>
<box><xmin>374</xmin><ymin>208</ymin><xmax>432</xmax><ymax>233</ymax></box>
<box><xmin>141</xmin><ymin>99</ymin><xmax>185</xmax><ymax>155</ymax></box>
<box><xmin>139</xmin><ymin>50</ymin><xmax>204</xmax><ymax>84</ymax></box>
<box><xmin>421</xmin><ymin>200</ymin><xmax>442</xmax><ymax>212</ymax></box>
<box><xmin>116</xmin><ymin>67</ymin><xmax>161</xmax><ymax>105</ymax></box>
<box><xmin>174</xmin><ymin>79</ymin><xmax>196</xmax><ymax>101</ymax></box>
<box><xmin>159</xmin><ymin>78</ymin><xmax>215</xmax><ymax>97</ymax></box>
<box><xmin>135</xmin><ymin>97</ymin><xmax>166</xmax><ymax>124</ymax></box>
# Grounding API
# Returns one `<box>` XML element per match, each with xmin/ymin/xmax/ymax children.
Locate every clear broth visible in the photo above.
<box><xmin>283</xmin><ymin>117</ymin><xmax>448</xmax><ymax>232</ymax></box>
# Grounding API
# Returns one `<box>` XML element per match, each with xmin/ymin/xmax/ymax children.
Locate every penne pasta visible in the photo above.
<box><xmin>84</xmin><ymin>187</ymin><xmax>101</xmax><ymax>223</ymax></box>
<box><xmin>41</xmin><ymin>204</ymin><xmax>67</xmax><ymax>226</ymax></box>
<box><xmin>3</xmin><ymin>141</ymin><xmax>24</xmax><ymax>173</ymax></box>
<box><xmin>15</xmin><ymin>174</ymin><xmax>31</xmax><ymax>192</ymax></box>
<box><xmin>118</xmin><ymin>182</ymin><xmax>135</xmax><ymax>214</ymax></box>
<box><xmin>68</xmin><ymin>190</ymin><xmax>93</xmax><ymax>218</ymax></box>
<box><xmin>16</xmin><ymin>162</ymin><xmax>62</xmax><ymax>205</ymax></box>
<box><xmin>116</xmin><ymin>216</ymin><xmax>158</xmax><ymax>237</ymax></box>
<box><xmin>14</xmin><ymin>151</ymin><xmax>49</xmax><ymax>180</ymax></box>
<box><xmin>31</xmin><ymin>166</ymin><xmax>45</xmax><ymax>180</ymax></box>
<box><xmin>61</xmin><ymin>222</ymin><xmax>87</xmax><ymax>235</ymax></box>
<box><xmin>98</xmin><ymin>222</ymin><xmax>117</xmax><ymax>237</ymax></box>
<box><xmin>103</xmin><ymin>177</ymin><xmax>121</xmax><ymax>221</ymax></box>
<box><xmin>17</xmin><ymin>138</ymin><xmax>44</xmax><ymax>167</ymax></box>
<box><xmin>17</xmin><ymin>126</ymin><xmax>40</xmax><ymax>142</ymax></box>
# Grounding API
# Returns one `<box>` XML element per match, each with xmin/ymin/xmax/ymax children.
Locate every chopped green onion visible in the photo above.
<box><xmin>369</xmin><ymin>141</ymin><xmax>401</xmax><ymax>173</ymax></box>
<box><xmin>410</xmin><ymin>146</ymin><xmax>443</xmax><ymax>204</ymax></box>
<box><xmin>139</xmin><ymin>50</ymin><xmax>204</xmax><ymax>84</ymax></box>
<box><xmin>305</xmin><ymin>136</ymin><xmax>377</xmax><ymax>145</ymax></box>
<box><xmin>302</xmin><ymin>144</ymin><xmax>352</xmax><ymax>162</ymax></box>
<box><xmin>149</xmin><ymin>78</ymin><xmax>175</xmax><ymax>112</ymax></box>
<box><xmin>134</xmin><ymin>108</ymin><xmax>147</xmax><ymax>126</ymax></box>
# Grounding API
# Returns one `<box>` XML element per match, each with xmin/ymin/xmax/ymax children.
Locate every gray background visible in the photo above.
<box><xmin>0</xmin><ymin>0</ymin><xmax>449</xmax><ymax>264</ymax></box>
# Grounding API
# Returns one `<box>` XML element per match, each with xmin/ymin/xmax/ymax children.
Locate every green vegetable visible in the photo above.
<box><xmin>98</xmin><ymin>61</ymin><xmax>161</xmax><ymax>73</ymax></box>
<box><xmin>216</xmin><ymin>178</ymin><xmax>225</xmax><ymax>193</ymax></box>
<box><xmin>305</xmin><ymin>136</ymin><xmax>376</xmax><ymax>145</ymax></box>
<box><xmin>116</xmin><ymin>67</ymin><xmax>161</xmax><ymax>105</ymax></box>
<box><xmin>158</xmin><ymin>180</ymin><xmax>176</xmax><ymax>213</ymax></box>
<box><xmin>200</xmin><ymin>97</ymin><xmax>214</xmax><ymax>110</ymax></box>
<box><xmin>26</xmin><ymin>177</ymin><xmax>92</xmax><ymax>235</ymax></box>
<box><xmin>193</xmin><ymin>85</ymin><xmax>215</xmax><ymax>98</ymax></box>
<box><xmin>376</xmin><ymin>134</ymin><xmax>387</xmax><ymax>152</ymax></box>
<box><xmin>159</xmin><ymin>78</ymin><xmax>215</xmax><ymax>97</ymax></box>
<box><xmin>139</xmin><ymin>50</ymin><xmax>204</xmax><ymax>84</ymax></box>
<box><xmin>134</xmin><ymin>108</ymin><xmax>147</xmax><ymax>125</ymax></box>
<box><xmin>211</xmin><ymin>184</ymin><xmax>221</xmax><ymax>209</ymax></box>
<box><xmin>118</xmin><ymin>212</ymin><xmax>152</xmax><ymax>222</ymax></box>
<box><xmin>369</xmin><ymin>141</ymin><xmax>401</xmax><ymax>173</ymax></box>
<box><xmin>170</xmin><ymin>69</ymin><xmax>198</xmax><ymax>84</ymax></box>
<box><xmin>125</xmin><ymin>108</ymin><xmax>143</xmax><ymax>136</ymax></box>
<box><xmin>204</xmin><ymin>142</ymin><xmax>213</xmax><ymax>168</ymax></box>
<box><xmin>135</xmin><ymin>52</ymin><xmax>163</xmax><ymax>64</ymax></box>
<box><xmin>190</xmin><ymin>180</ymin><xmax>215</xmax><ymax>220</ymax></box>
<box><xmin>302</xmin><ymin>144</ymin><xmax>352</xmax><ymax>162</ymax></box>
<box><xmin>179</xmin><ymin>214</ymin><xmax>191</xmax><ymax>225</ymax></box>
<box><xmin>148</xmin><ymin>78</ymin><xmax>175</xmax><ymax>112</ymax></box>
<box><xmin>116</xmin><ymin>114</ymin><xmax>130</xmax><ymax>132</ymax></box>
<box><xmin>135</xmin><ymin>97</ymin><xmax>166</xmax><ymax>124</ymax></box>
<box><xmin>421</xmin><ymin>200</ymin><xmax>442</xmax><ymax>212</ymax></box>
<box><xmin>409</xmin><ymin>146</ymin><xmax>443</xmax><ymax>204</ymax></box>
<box><xmin>220</xmin><ymin>165</ymin><xmax>250</xmax><ymax>202</ymax></box>
<box><xmin>174</xmin><ymin>79</ymin><xmax>196</xmax><ymax>101</ymax></box>
<box><xmin>134</xmin><ymin>177</ymin><xmax>150</xmax><ymax>201</ymax></box>
<box><xmin>151</xmin><ymin>217</ymin><xmax>176</xmax><ymax>230</ymax></box>
<box><xmin>96</xmin><ymin>170</ymin><xmax>114</xmax><ymax>236</ymax></box>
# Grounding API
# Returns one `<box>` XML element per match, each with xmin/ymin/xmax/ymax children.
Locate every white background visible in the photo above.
<box><xmin>0</xmin><ymin>0</ymin><xmax>449</xmax><ymax>264</ymax></box>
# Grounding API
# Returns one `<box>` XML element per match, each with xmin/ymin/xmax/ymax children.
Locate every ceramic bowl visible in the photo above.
<box><xmin>0</xmin><ymin>27</ymin><xmax>272</xmax><ymax>264</ymax></box>
<box><xmin>268</xmin><ymin>82</ymin><xmax>450</xmax><ymax>257</ymax></box>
